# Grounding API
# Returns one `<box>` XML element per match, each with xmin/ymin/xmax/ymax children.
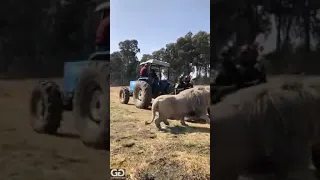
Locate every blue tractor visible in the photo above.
<box><xmin>119</xmin><ymin>59</ymin><xmax>174</xmax><ymax>109</ymax></box>
<box><xmin>29</xmin><ymin>2</ymin><xmax>110</xmax><ymax>150</ymax></box>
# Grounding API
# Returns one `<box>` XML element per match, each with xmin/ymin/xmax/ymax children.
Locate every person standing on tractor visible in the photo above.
<box><xmin>176</xmin><ymin>75</ymin><xmax>185</xmax><ymax>89</ymax></box>
<box><xmin>184</xmin><ymin>75</ymin><xmax>193</xmax><ymax>88</ymax></box>
<box><xmin>150</xmin><ymin>68</ymin><xmax>161</xmax><ymax>88</ymax></box>
<box><xmin>95</xmin><ymin>4</ymin><xmax>110</xmax><ymax>51</ymax></box>
<box><xmin>140</xmin><ymin>64</ymin><xmax>149</xmax><ymax>77</ymax></box>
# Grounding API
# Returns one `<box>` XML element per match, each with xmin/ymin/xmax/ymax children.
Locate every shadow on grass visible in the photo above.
<box><xmin>53</xmin><ymin>132</ymin><xmax>80</xmax><ymax>139</ymax></box>
<box><xmin>54</xmin><ymin>132</ymin><xmax>109</xmax><ymax>151</ymax></box>
<box><xmin>185</xmin><ymin>119</ymin><xmax>208</xmax><ymax>124</ymax></box>
<box><xmin>125</xmin><ymin>102</ymin><xmax>152</xmax><ymax>110</ymax></box>
<box><xmin>166</xmin><ymin>125</ymin><xmax>210</xmax><ymax>135</ymax></box>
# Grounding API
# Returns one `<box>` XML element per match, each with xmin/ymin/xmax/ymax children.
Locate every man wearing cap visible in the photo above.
<box><xmin>95</xmin><ymin>3</ymin><xmax>110</xmax><ymax>51</ymax></box>
<box><xmin>140</xmin><ymin>64</ymin><xmax>149</xmax><ymax>78</ymax></box>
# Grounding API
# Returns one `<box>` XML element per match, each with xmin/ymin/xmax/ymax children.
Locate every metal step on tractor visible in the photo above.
<box><xmin>119</xmin><ymin>59</ymin><xmax>178</xmax><ymax>109</ymax></box>
<box><xmin>29</xmin><ymin>2</ymin><xmax>110</xmax><ymax>150</ymax></box>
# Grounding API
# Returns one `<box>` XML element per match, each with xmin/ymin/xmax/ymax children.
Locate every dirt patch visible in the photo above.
<box><xmin>0</xmin><ymin>79</ymin><xmax>109</xmax><ymax>180</ymax></box>
<box><xmin>110</xmin><ymin>87</ymin><xmax>210</xmax><ymax>179</ymax></box>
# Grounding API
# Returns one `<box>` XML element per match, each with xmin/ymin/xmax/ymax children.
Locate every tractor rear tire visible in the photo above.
<box><xmin>74</xmin><ymin>61</ymin><xmax>110</xmax><ymax>150</ymax></box>
<box><xmin>133</xmin><ymin>81</ymin><xmax>152</xmax><ymax>109</ymax></box>
<box><xmin>119</xmin><ymin>87</ymin><xmax>130</xmax><ymax>104</ymax></box>
<box><xmin>29</xmin><ymin>81</ymin><xmax>63</xmax><ymax>134</ymax></box>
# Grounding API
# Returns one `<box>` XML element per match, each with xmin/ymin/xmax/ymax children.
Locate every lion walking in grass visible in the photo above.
<box><xmin>145</xmin><ymin>86</ymin><xmax>210</xmax><ymax>130</ymax></box>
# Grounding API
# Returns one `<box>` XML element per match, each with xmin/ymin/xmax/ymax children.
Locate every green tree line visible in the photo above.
<box><xmin>110</xmin><ymin>31</ymin><xmax>210</xmax><ymax>86</ymax></box>
<box><xmin>0</xmin><ymin>0</ymin><xmax>106</xmax><ymax>78</ymax></box>
<box><xmin>212</xmin><ymin>0</ymin><xmax>320</xmax><ymax>74</ymax></box>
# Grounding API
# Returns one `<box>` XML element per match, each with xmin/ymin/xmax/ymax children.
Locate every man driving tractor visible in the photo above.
<box><xmin>150</xmin><ymin>69</ymin><xmax>159</xmax><ymax>81</ymax></box>
<box><xmin>95</xmin><ymin>2</ymin><xmax>110</xmax><ymax>52</ymax></box>
<box><xmin>87</xmin><ymin>1</ymin><xmax>109</xmax><ymax>61</ymax></box>
<box><xmin>140</xmin><ymin>63</ymin><xmax>149</xmax><ymax>77</ymax></box>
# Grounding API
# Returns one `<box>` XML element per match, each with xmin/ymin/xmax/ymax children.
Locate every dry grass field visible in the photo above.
<box><xmin>7</xmin><ymin>77</ymin><xmax>320</xmax><ymax>180</ymax></box>
<box><xmin>110</xmin><ymin>87</ymin><xmax>210</xmax><ymax>180</ymax></box>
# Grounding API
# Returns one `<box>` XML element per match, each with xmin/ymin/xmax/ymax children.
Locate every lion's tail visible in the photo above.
<box><xmin>145</xmin><ymin>98</ymin><xmax>160</xmax><ymax>125</ymax></box>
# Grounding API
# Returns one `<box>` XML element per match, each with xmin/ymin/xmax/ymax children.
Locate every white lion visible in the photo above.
<box><xmin>145</xmin><ymin>86</ymin><xmax>210</xmax><ymax>130</ymax></box>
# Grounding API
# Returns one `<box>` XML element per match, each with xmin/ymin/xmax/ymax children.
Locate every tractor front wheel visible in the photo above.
<box><xmin>29</xmin><ymin>81</ymin><xmax>63</xmax><ymax>134</ymax></box>
<box><xmin>133</xmin><ymin>81</ymin><xmax>152</xmax><ymax>109</ymax></box>
<box><xmin>74</xmin><ymin>61</ymin><xmax>109</xmax><ymax>150</ymax></box>
<box><xmin>119</xmin><ymin>87</ymin><xmax>130</xmax><ymax>104</ymax></box>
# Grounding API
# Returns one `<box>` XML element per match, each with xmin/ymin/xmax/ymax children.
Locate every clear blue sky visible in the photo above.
<box><xmin>110</xmin><ymin>0</ymin><xmax>210</xmax><ymax>60</ymax></box>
